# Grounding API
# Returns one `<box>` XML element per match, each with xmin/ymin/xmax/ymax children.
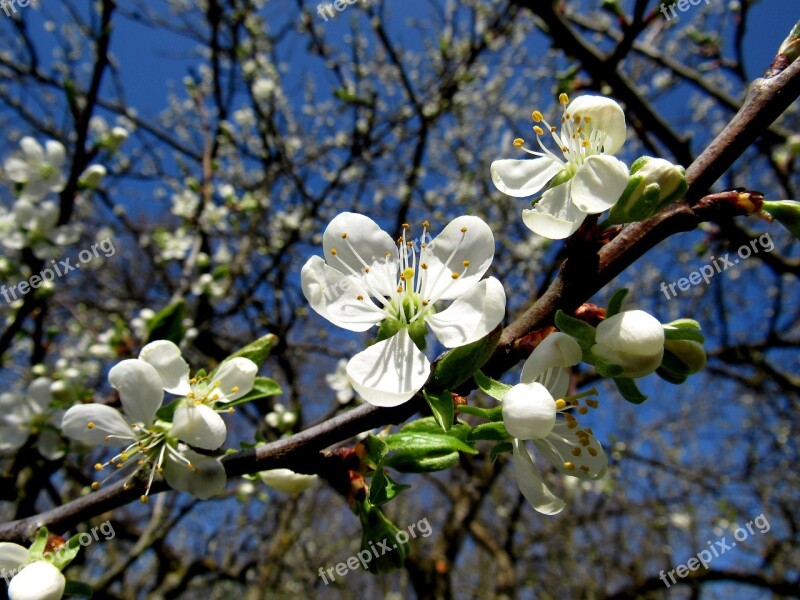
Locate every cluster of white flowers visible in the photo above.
<box><xmin>61</xmin><ymin>340</ymin><xmax>258</xmax><ymax>501</ymax></box>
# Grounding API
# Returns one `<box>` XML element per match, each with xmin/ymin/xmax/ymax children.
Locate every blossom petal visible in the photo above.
<box><xmin>0</xmin><ymin>542</ymin><xmax>29</xmax><ymax>571</ymax></box>
<box><xmin>301</xmin><ymin>256</ymin><xmax>384</xmax><ymax>332</ymax></box>
<box><xmin>61</xmin><ymin>404</ymin><xmax>135</xmax><ymax>446</ymax></box>
<box><xmin>512</xmin><ymin>439</ymin><xmax>566</xmax><ymax>515</ymax></box>
<box><xmin>423</xmin><ymin>216</ymin><xmax>495</xmax><ymax>301</ymax></box>
<box><xmin>163</xmin><ymin>449</ymin><xmax>226</xmax><ymax>499</ymax></box>
<box><xmin>8</xmin><ymin>560</ymin><xmax>66</xmax><ymax>600</ymax></box>
<box><xmin>259</xmin><ymin>468</ymin><xmax>318</xmax><ymax>494</ymax></box>
<box><xmin>139</xmin><ymin>341</ymin><xmax>191</xmax><ymax>395</ymax></box>
<box><xmin>567</xmin><ymin>96</ymin><xmax>626</xmax><ymax>154</ymax></box>
<box><xmin>490</xmin><ymin>158</ymin><xmax>564</xmax><ymax>198</ymax></box>
<box><xmin>346</xmin><ymin>329</ymin><xmax>430</xmax><ymax>407</ymax></box>
<box><xmin>521</xmin><ymin>183</ymin><xmax>586</xmax><ymax>240</ymax></box>
<box><xmin>322</xmin><ymin>212</ymin><xmax>397</xmax><ymax>294</ymax></box>
<box><xmin>212</xmin><ymin>357</ymin><xmax>258</xmax><ymax>402</ymax></box>
<box><xmin>427</xmin><ymin>277</ymin><xmax>505</xmax><ymax>347</ymax></box>
<box><xmin>502</xmin><ymin>382</ymin><xmax>556</xmax><ymax>440</ymax></box>
<box><xmin>535</xmin><ymin>422</ymin><xmax>608</xmax><ymax>479</ymax></box>
<box><xmin>571</xmin><ymin>155</ymin><xmax>629</xmax><ymax>214</ymax></box>
<box><xmin>520</xmin><ymin>332</ymin><xmax>583</xmax><ymax>394</ymax></box>
<box><xmin>170</xmin><ymin>404</ymin><xmax>227</xmax><ymax>450</ymax></box>
<box><xmin>108</xmin><ymin>360</ymin><xmax>164</xmax><ymax>425</ymax></box>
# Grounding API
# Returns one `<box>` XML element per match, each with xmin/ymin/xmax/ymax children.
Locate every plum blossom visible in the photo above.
<box><xmin>0</xmin><ymin>378</ymin><xmax>64</xmax><ymax>460</ymax></box>
<box><xmin>502</xmin><ymin>333</ymin><xmax>608</xmax><ymax>514</ymax></box>
<box><xmin>3</xmin><ymin>137</ymin><xmax>66</xmax><ymax>202</ymax></box>
<box><xmin>301</xmin><ymin>213</ymin><xmax>506</xmax><ymax>407</ymax></box>
<box><xmin>61</xmin><ymin>355</ymin><xmax>225</xmax><ymax>501</ymax></box>
<box><xmin>491</xmin><ymin>94</ymin><xmax>629</xmax><ymax>239</ymax></box>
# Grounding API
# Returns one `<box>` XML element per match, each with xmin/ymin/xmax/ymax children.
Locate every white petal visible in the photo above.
<box><xmin>536</xmin><ymin>422</ymin><xmax>608</xmax><ymax>479</ymax></box>
<box><xmin>570</xmin><ymin>155</ymin><xmax>629</xmax><ymax>214</ymax></box>
<box><xmin>346</xmin><ymin>329</ymin><xmax>430</xmax><ymax>408</ymax></box>
<box><xmin>163</xmin><ymin>449</ymin><xmax>226</xmax><ymax>499</ymax></box>
<box><xmin>490</xmin><ymin>158</ymin><xmax>564</xmax><ymax>198</ymax></box>
<box><xmin>520</xmin><ymin>332</ymin><xmax>583</xmax><ymax>385</ymax></box>
<box><xmin>427</xmin><ymin>277</ymin><xmax>505</xmax><ymax>347</ymax></box>
<box><xmin>512</xmin><ymin>439</ymin><xmax>566</xmax><ymax>515</ymax></box>
<box><xmin>108</xmin><ymin>360</ymin><xmax>164</xmax><ymax>425</ymax></box>
<box><xmin>19</xmin><ymin>137</ymin><xmax>44</xmax><ymax>163</ymax></box>
<box><xmin>502</xmin><ymin>382</ymin><xmax>556</xmax><ymax>440</ymax></box>
<box><xmin>567</xmin><ymin>96</ymin><xmax>627</xmax><ymax>154</ymax></box>
<box><xmin>322</xmin><ymin>212</ymin><xmax>397</xmax><ymax>293</ymax></box>
<box><xmin>259</xmin><ymin>468</ymin><xmax>318</xmax><ymax>494</ymax></box>
<box><xmin>61</xmin><ymin>404</ymin><xmax>135</xmax><ymax>446</ymax></box>
<box><xmin>212</xmin><ymin>358</ymin><xmax>258</xmax><ymax>402</ymax></box>
<box><xmin>138</xmin><ymin>340</ymin><xmax>191</xmax><ymax>395</ymax></box>
<box><xmin>423</xmin><ymin>216</ymin><xmax>495</xmax><ymax>301</ymax></box>
<box><xmin>36</xmin><ymin>429</ymin><xmax>64</xmax><ymax>461</ymax></box>
<box><xmin>4</xmin><ymin>158</ymin><xmax>31</xmax><ymax>183</ymax></box>
<box><xmin>301</xmin><ymin>256</ymin><xmax>384</xmax><ymax>332</ymax></box>
<box><xmin>0</xmin><ymin>543</ymin><xmax>29</xmax><ymax>571</ymax></box>
<box><xmin>44</xmin><ymin>140</ymin><xmax>66</xmax><ymax>170</ymax></box>
<box><xmin>27</xmin><ymin>377</ymin><xmax>53</xmax><ymax>413</ymax></box>
<box><xmin>8</xmin><ymin>561</ymin><xmax>65</xmax><ymax>600</ymax></box>
<box><xmin>170</xmin><ymin>404</ymin><xmax>227</xmax><ymax>450</ymax></box>
<box><xmin>521</xmin><ymin>183</ymin><xmax>586</xmax><ymax>240</ymax></box>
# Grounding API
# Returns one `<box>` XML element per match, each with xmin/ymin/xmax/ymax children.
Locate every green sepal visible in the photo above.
<box><xmin>554</xmin><ymin>310</ymin><xmax>596</xmax><ymax>351</ymax></box>
<box><xmin>369</xmin><ymin>468</ymin><xmax>411</xmax><ymax>506</ymax></box>
<box><xmin>490</xmin><ymin>442</ymin><xmax>513</xmax><ymax>463</ymax></box>
<box><xmin>456</xmin><ymin>403</ymin><xmax>504</xmax><ymax>421</ymax></box>
<box><xmin>145</xmin><ymin>300</ymin><xmax>186</xmax><ymax>345</ymax></box>
<box><xmin>156</xmin><ymin>398</ymin><xmax>183</xmax><ymax>422</ymax></box>
<box><xmin>613</xmin><ymin>377</ymin><xmax>647</xmax><ymax>404</ymax></box>
<box><xmin>428</xmin><ymin>326</ymin><xmax>502</xmax><ymax>392</ymax></box>
<box><xmin>606</xmin><ymin>288</ymin><xmax>629</xmax><ymax>318</ymax></box>
<box><xmin>63</xmin><ymin>580</ymin><xmax>94</xmax><ymax>598</ymax></box>
<box><xmin>467</xmin><ymin>421</ymin><xmax>511</xmax><ymax>442</ymax></box>
<box><xmin>422</xmin><ymin>389</ymin><xmax>454</xmax><ymax>432</ymax></box>
<box><xmin>222</xmin><ymin>377</ymin><xmax>282</xmax><ymax>408</ymax></box>
<box><xmin>473</xmin><ymin>370</ymin><xmax>512</xmax><ymax>402</ymax></box>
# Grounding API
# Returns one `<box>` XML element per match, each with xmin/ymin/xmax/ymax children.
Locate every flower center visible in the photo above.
<box><xmin>512</xmin><ymin>93</ymin><xmax>609</xmax><ymax>175</ymax></box>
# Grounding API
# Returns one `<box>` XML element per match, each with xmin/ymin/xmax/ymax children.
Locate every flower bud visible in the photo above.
<box><xmin>590</xmin><ymin>310</ymin><xmax>664</xmax><ymax>378</ymax></box>
<box><xmin>609</xmin><ymin>157</ymin><xmax>687</xmax><ymax>224</ymax></box>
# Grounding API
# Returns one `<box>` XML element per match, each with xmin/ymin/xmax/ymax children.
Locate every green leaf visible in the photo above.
<box><xmin>384</xmin><ymin>432</ymin><xmax>477</xmax><ymax>456</ymax></box>
<box><xmin>663</xmin><ymin>328</ymin><xmax>705</xmax><ymax>343</ymax></box>
<box><xmin>613</xmin><ymin>377</ymin><xmax>648</xmax><ymax>404</ymax></box>
<box><xmin>428</xmin><ymin>326</ymin><xmax>502</xmax><ymax>392</ymax></box>
<box><xmin>63</xmin><ymin>579</ymin><xmax>94</xmax><ymax>598</ymax></box>
<box><xmin>606</xmin><ymin>288</ymin><xmax>629</xmax><ymax>318</ymax></box>
<box><xmin>467</xmin><ymin>421</ymin><xmax>511</xmax><ymax>442</ymax></box>
<box><xmin>211</xmin><ymin>334</ymin><xmax>277</xmax><ymax>377</ymax></box>
<box><xmin>490</xmin><ymin>442</ymin><xmax>513</xmax><ymax>463</ymax></box>
<box><xmin>362</xmin><ymin>434</ymin><xmax>389</xmax><ymax>467</ymax></box>
<box><xmin>554</xmin><ymin>310</ymin><xmax>596</xmax><ymax>350</ymax></box>
<box><xmin>223</xmin><ymin>377</ymin><xmax>282</xmax><ymax>408</ymax></box>
<box><xmin>423</xmin><ymin>389</ymin><xmax>454</xmax><ymax>432</ymax></box>
<box><xmin>369</xmin><ymin>468</ymin><xmax>411</xmax><ymax>506</ymax></box>
<box><xmin>473</xmin><ymin>370</ymin><xmax>512</xmax><ymax>401</ymax></box>
<box><xmin>145</xmin><ymin>300</ymin><xmax>186</xmax><ymax>346</ymax></box>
